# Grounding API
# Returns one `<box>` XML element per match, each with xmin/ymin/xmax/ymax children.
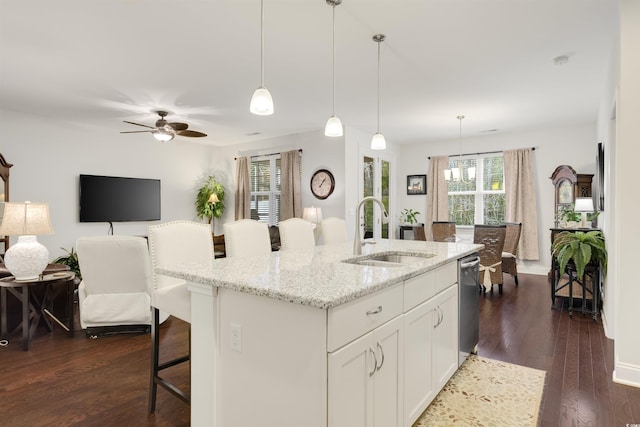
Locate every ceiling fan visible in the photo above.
<box><xmin>121</xmin><ymin>111</ymin><xmax>207</xmax><ymax>142</ymax></box>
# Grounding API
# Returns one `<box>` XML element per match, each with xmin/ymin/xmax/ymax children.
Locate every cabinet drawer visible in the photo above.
<box><xmin>404</xmin><ymin>270</ymin><xmax>436</xmax><ymax>311</ymax></box>
<box><xmin>327</xmin><ymin>284</ymin><xmax>403</xmax><ymax>352</ymax></box>
<box><xmin>434</xmin><ymin>262</ymin><xmax>457</xmax><ymax>294</ymax></box>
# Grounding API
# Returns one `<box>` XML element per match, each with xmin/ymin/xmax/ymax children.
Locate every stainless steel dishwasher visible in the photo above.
<box><xmin>458</xmin><ymin>253</ymin><xmax>480</xmax><ymax>366</ymax></box>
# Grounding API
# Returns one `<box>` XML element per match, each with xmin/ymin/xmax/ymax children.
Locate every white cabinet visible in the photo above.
<box><xmin>328</xmin><ymin>314</ymin><xmax>403</xmax><ymax>427</ymax></box>
<box><xmin>403</xmin><ymin>282</ymin><xmax>459</xmax><ymax>426</ymax></box>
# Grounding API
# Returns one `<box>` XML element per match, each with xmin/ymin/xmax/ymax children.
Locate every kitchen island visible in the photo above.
<box><xmin>157</xmin><ymin>238</ymin><xmax>482</xmax><ymax>427</ymax></box>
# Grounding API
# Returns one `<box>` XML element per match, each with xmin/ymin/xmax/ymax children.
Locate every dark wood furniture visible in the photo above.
<box><xmin>549</xmin><ymin>228</ymin><xmax>602</xmax><ymax>320</ymax></box>
<box><xmin>1</xmin><ymin>267</ymin><xmax>75</xmax><ymax>350</ymax></box>
<box><xmin>550</xmin><ymin>165</ymin><xmax>593</xmax><ymax>227</ymax></box>
<box><xmin>0</xmin><ymin>153</ymin><xmax>13</xmax><ymax>258</ymax></box>
<box><xmin>399</xmin><ymin>224</ymin><xmax>424</xmax><ymax>240</ymax></box>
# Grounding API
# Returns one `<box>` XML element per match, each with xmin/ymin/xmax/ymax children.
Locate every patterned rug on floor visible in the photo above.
<box><xmin>413</xmin><ymin>355</ymin><xmax>546</xmax><ymax>427</ymax></box>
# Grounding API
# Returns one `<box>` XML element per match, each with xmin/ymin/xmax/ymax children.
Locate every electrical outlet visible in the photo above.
<box><xmin>230</xmin><ymin>323</ymin><xmax>242</xmax><ymax>352</ymax></box>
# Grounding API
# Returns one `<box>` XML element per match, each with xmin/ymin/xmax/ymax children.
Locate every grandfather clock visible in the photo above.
<box><xmin>550</xmin><ymin>165</ymin><xmax>593</xmax><ymax>227</ymax></box>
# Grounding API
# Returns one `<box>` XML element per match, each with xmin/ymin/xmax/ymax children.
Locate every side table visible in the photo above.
<box><xmin>0</xmin><ymin>271</ymin><xmax>76</xmax><ymax>351</ymax></box>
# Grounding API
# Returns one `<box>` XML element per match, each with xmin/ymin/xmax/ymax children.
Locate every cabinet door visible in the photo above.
<box><xmin>403</xmin><ymin>298</ymin><xmax>436</xmax><ymax>426</ymax></box>
<box><xmin>432</xmin><ymin>284</ymin><xmax>459</xmax><ymax>390</ymax></box>
<box><xmin>372</xmin><ymin>315</ymin><xmax>403</xmax><ymax>427</ymax></box>
<box><xmin>328</xmin><ymin>331</ymin><xmax>375</xmax><ymax>427</ymax></box>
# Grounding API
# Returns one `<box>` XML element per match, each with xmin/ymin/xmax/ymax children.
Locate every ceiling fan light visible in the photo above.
<box><xmin>325</xmin><ymin>115</ymin><xmax>343</xmax><ymax>137</ymax></box>
<box><xmin>152</xmin><ymin>129</ymin><xmax>174</xmax><ymax>142</ymax></box>
<box><xmin>371</xmin><ymin>132</ymin><xmax>386</xmax><ymax>150</ymax></box>
<box><xmin>250</xmin><ymin>87</ymin><xmax>274</xmax><ymax>115</ymax></box>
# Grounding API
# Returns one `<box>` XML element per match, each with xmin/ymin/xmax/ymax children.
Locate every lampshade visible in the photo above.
<box><xmin>444</xmin><ymin>169</ymin><xmax>452</xmax><ymax>181</ymax></box>
<box><xmin>152</xmin><ymin>129</ymin><xmax>175</xmax><ymax>142</ymax></box>
<box><xmin>208</xmin><ymin>193</ymin><xmax>220</xmax><ymax>204</ymax></box>
<box><xmin>0</xmin><ymin>202</ymin><xmax>54</xmax><ymax>281</ymax></box>
<box><xmin>325</xmin><ymin>115</ymin><xmax>344</xmax><ymax>137</ymax></box>
<box><xmin>303</xmin><ymin>206</ymin><xmax>323</xmax><ymax>225</ymax></box>
<box><xmin>250</xmin><ymin>87</ymin><xmax>274</xmax><ymax>115</ymax></box>
<box><xmin>371</xmin><ymin>132</ymin><xmax>386</xmax><ymax>150</ymax></box>
<box><xmin>574</xmin><ymin>197</ymin><xmax>594</xmax><ymax>228</ymax></box>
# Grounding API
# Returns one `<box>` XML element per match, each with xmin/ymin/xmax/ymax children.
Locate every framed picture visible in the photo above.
<box><xmin>407</xmin><ymin>175</ymin><xmax>426</xmax><ymax>195</ymax></box>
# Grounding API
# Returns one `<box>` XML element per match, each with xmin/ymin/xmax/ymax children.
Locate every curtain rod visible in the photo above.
<box><xmin>428</xmin><ymin>147</ymin><xmax>535</xmax><ymax>160</ymax></box>
<box><xmin>235</xmin><ymin>148</ymin><xmax>302</xmax><ymax>161</ymax></box>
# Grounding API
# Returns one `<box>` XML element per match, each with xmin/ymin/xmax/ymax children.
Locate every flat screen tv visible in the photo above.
<box><xmin>79</xmin><ymin>174</ymin><xmax>161</xmax><ymax>222</ymax></box>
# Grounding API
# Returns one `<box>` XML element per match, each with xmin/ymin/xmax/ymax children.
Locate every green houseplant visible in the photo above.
<box><xmin>195</xmin><ymin>175</ymin><xmax>225</xmax><ymax>224</ymax></box>
<box><xmin>52</xmin><ymin>246</ymin><xmax>82</xmax><ymax>279</ymax></box>
<box><xmin>400</xmin><ymin>208</ymin><xmax>420</xmax><ymax>225</ymax></box>
<box><xmin>551</xmin><ymin>230</ymin><xmax>607</xmax><ymax>280</ymax></box>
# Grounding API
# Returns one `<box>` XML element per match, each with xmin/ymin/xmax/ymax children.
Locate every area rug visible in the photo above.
<box><xmin>413</xmin><ymin>355</ymin><xmax>546</xmax><ymax>427</ymax></box>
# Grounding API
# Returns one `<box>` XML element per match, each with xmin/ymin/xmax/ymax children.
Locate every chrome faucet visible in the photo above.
<box><xmin>354</xmin><ymin>196</ymin><xmax>390</xmax><ymax>255</ymax></box>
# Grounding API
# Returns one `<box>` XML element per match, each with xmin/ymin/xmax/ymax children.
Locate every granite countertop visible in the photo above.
<box><xmin>156</xmin><ymin>239</ymin><xmax>482</xmax><ymax>310</ymax></box>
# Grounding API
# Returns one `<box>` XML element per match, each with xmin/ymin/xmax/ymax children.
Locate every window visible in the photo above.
<box><xmin>250</xmin><ymin>154</ymin><xmax>281</xmax><ymax>225</ymax></box>
<box><xmin>448</xmin><ymin>154</ymin><xmax>505</xmax><ymax>226</ymax></box>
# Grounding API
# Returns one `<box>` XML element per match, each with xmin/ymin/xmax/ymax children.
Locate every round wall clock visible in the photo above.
<box><xmin>310</xmin><ymin>169</ymin><xmax>335</xmax><ymax>200</ymax></box>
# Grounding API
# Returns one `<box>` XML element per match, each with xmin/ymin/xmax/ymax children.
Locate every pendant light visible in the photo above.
<box><xmin>250</xmin><ymin>0</ymin><xmax>274</xmax><ymax>115</ymax></box>
<box><xmin>324</xmin><ymin>0</ymin><xmax>343</xmax><ymax>137</ymax></box>
<box><xmin>457</xmin><ymin>115</ymin><xmax>475</xmax><ymax>181</ymax></box>
<box><xmin>371</xmin><ymin>34</ymin><xmax>386</xmax><ymax>150</ymax></box>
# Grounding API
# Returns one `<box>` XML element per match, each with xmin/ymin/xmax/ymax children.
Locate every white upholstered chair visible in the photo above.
<box><xmin>76</xmin><ymin>235</ymin><xmax>152</xmax><ymax>337</ymax></box>
<box><xmin>223</xmin><ymin>219</ymin><xmax>272</xmax><ymax>258</ymax></box>
<box><xmin>319</xmin><ymin>217</ymin><xmax>348</xmax><ymax>245</ymax></box>
<box><xmin>147</xmin><ymin>220</ymin><xmax>215</xmax><ymax>412</ymax></box>
<box><xmin>278</xmin><ymin>218</ymin><xmax>316</xmax><ymax>251</ymax></box>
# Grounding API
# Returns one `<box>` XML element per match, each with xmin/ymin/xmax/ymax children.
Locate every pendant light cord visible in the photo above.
<box><xmin>331</xmin><ymin>4</ymin><xmax>336</xmax><ymax>115</ymax></box>
<box><xmin>260</xmin><ymin>0</ymin><xmax>265</xmax><ymax>86</ymax></box>
<box><xmin>376</xmin><ymin>37</ymin><xmax>382</xmax><ymax>133</ymax></box>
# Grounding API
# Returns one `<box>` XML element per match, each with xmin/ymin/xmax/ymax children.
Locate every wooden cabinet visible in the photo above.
<box><xmin>328</xmin><ymin>314</ymin><xmax>403</xmax><ymax>427</ymax></box>
<box><xmin>403</xmin><ymin>282</ymin><xmax>458</xmax><ymax>426</ymax></box>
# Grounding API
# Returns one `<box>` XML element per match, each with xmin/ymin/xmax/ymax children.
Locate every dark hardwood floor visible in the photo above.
<box><xmin>1</xmin><ymin>273</ymin><xmax>639</xmax><ymax>426</ymax></box>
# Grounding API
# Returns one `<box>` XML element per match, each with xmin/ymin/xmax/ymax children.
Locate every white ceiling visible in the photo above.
<box><xmin>0</xmin><ymin>0</ymin><xmax>618</xmax><ymax>147</ymax></box>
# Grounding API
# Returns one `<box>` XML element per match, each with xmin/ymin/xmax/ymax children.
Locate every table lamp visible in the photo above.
<box><xmin>574</xmin><ymin>197</ymin><xmax>594</xmax><ymax>229</ymax></box>
<box><xmin>0</xmin><ymin>201</ymin><xmax>54</xmax><ymax>280</ymax></box>
<box><xmin>302</xmin><ymin>206</ymin><xmax>323</xmax><ymax>228</ymax></box>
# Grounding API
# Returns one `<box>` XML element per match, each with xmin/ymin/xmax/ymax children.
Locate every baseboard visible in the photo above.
<box><xmin>613</xmin><ymin>361</ymin><xmax>640</xmax><ymax>388</ymax></box>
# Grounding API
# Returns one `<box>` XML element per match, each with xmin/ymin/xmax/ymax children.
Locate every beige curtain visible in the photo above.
<box><xmin>280</xmin><ymin>150</ymin><xmax>302</xmax><ymax>220</ymax></box>
<box><xmin>426</xmin><ymin>156</ymin><xmax>450</xmax><ymax>240</ymax></box>
<box><xmin>504</xmin><ymin>148</ymin><xmax>539</xmax><ymax>260</ymax></box>
<box><xmin>234</xmin><ymin>156</ymin><xmax>251</xmax><ymax>220</ymax></box>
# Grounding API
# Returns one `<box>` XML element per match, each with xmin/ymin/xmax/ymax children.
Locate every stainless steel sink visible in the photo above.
<box><xmin>342</xmin><ymin>252</ymin><xmax>435</xmax><ymax>268</ymax></box>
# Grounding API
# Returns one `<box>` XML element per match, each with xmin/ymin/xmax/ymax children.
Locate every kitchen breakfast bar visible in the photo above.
<box><xmin>157</xmin><ymin>239</ymin><xmax>482</xmax><ymax>427</ymax></box>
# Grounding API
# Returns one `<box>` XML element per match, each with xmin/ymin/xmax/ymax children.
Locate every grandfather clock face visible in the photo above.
<box><xmin>558</xmin><ymin>180</ymin><xmax>573</xmax><ymax>204</ymax></box>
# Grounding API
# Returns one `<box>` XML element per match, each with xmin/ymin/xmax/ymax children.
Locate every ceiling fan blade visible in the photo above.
<box><xmin>120</xmin><ymin>130</ymin><xmax>153</xmax><ymax>134</ymax></box>
<box><xmin>123</xmin><ymin>120</ymin><xmax>156</xmax><ymax>129</ymax></box>
<box><xmin>168</xmin><ymin>122</ymin><xmax>189</xmax><ymax>131</ymax></box>
<box><xmin>177</xmin><ymin>130</ymin><xmax>207</xmax><ymax>138</ymax></box>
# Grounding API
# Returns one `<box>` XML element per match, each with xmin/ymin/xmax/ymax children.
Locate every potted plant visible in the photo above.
<box><xmin>195</xmin><ymin>175</ymin><xmax>225</xmax><ymax>228</ymax></box>
<box><xmin>551</xmin><ymin>230</ymin><xmax>607</xmax><ymax>280</ymax></box>
<box><xmin>52</xmin><ymin>246</ymin><xmax>82</xmax><ymax>279</ymax></box>
<box><xmin>400</xmin><ymin>208</ymin><xmax>420</xmax><ymax>225</ymax></box>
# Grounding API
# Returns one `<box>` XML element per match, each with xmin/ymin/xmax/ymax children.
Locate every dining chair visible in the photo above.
<box><xmin>147</xmin><ymin>220</ymin><xmax>215</xmax><ymax>413</ymax></box>
<box><xmin>501</xmin><ymin>222</ymin><xmax>522</xmax><ymax>285</ymax></box>
<box><xmin>75</xmin><ymin>235</ymin><xmax>152</xmax><ymax>337</ymax></box>
<box><xmin>473</xmin><ymin>224</ymin><xmax>507</xmax><ymax>294</ymax></box>
<box><xmin>432</xmin><ymin>221</ymin><xmax>456</xmax><ymax>242</ymax></box>
<box><xmin>223</xmin><ymin>219</ymin><xmax>272</xmax><ymax>258</ymax></box>
<box><xmin>319</xmin><ymin>217</ymin><xmax>348</xmax><ymax>245</ymax></box>
<box><xmin>278</xmin><ymin>218</ymin><xmax>316</xmax><ymax>251</ymax></box>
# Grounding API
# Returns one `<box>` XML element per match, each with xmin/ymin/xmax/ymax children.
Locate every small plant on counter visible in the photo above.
<box><xmin>400</xmin><ymin>208</ymin><xmax>421</xmax><ymax>225</ymax></box>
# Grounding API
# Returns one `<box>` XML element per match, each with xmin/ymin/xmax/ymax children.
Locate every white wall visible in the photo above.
<box><xmin>613</xmin><ymin>0</ymin><xmax>640</xmax><ymax>388</ymax></box>
<box><xmin>396</xmin><ymin>123</ymin><xmax>598</xmax><ymax>275</ymax></box>
<box><xmin>1</xmin><ymin>109</ymin><xmax>217</xmax><ymax>259</ymax></box>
